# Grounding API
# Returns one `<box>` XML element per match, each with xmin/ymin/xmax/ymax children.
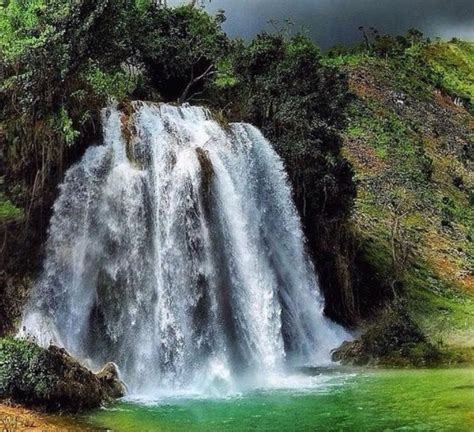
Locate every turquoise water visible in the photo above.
<box><xmin>81</xmin><ymin>368</ymin><xmax>473</xmax><ymax>431</ymax></box>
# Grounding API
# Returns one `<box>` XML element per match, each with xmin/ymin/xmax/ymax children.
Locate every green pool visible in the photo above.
<box><xmin>79</xmin><ymin>368</ymin><xmax>473</xmax><ymax>431</ymax></box>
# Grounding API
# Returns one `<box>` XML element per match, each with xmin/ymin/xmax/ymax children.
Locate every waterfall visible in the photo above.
<box><xmin>21</xmin><ymin>102</ymin><xmax>348</xmax><ymax>396</ymax></box>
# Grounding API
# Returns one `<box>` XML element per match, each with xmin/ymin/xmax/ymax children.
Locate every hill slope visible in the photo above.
<box><xmin>336</xmin><ymin>41</ymin><xmax>473</xmax><ymax>357</ymax></box>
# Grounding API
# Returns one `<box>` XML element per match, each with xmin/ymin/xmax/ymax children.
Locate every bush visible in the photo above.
<box><xmin>0</xmin><ymin>338</ymin><xmax>57</xmax><ymax>404</ymax></box>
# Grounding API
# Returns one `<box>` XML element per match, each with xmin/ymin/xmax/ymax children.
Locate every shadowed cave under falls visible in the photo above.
<box><xmin>21</xmin><ymin>102</ymin><xmax>348</xmax><ymax>397</ymax></box>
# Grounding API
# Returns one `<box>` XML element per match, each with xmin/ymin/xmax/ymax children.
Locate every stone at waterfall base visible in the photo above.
<box><xmin>96</xmin><ymin>362</ymin><xmax>127</xmax><ymax>400</ymax></box>
<box><xmin>331</xmin><ymin>305</ymin><xmax>438</xmax><ymax>367</ymax></box>
<box><xmin>0</xmin><ymin>338</ymin><xmax>125</xmax><ymax>412</ymax></box>
<box><xmin>330</xmin><ymin>305</ymin><xmax>470</xmax><ymax>367</ymax></box>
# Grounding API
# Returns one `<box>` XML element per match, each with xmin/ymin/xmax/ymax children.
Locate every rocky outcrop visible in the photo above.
<box><xmin>96</xmin><ymin>362</ymin><xmax>127</xmax><ymax>400</ymax></box>
<box><xmin>0</xmin><ymin>338</ymin><xmax>125</xmax><ymax>412</ymax></box>
<box><xmin>331</xmin><ymin>305</ymin><xmax>442</xmax><ymax>367</ymax></box>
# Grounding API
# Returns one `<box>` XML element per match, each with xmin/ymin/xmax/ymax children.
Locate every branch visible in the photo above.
<box><xmin>179</xmin><ymin>63</ymin><xmax>215</xmax><ymax>104</ymax></box>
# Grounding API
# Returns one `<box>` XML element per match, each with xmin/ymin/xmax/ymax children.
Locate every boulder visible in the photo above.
<box><xmin>96</xmin><ymin>362</ymin><xmax>126</xmax><ymax>399</ymax></box>
<box><xmin>331</xmin><ymin>305</ymin><xmax>442</xmax><ymax>367</ymax></box>
<box><xmin>0</xmin><ymin>338</ymin><xmax>126</xmax><ymax>412</ymax></box>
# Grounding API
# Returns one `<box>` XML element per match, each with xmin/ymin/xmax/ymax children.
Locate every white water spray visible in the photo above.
<box><xmin>21</xmin><ymin>103</ymin><xmax>348</xmax><ymax>396</ymax></box>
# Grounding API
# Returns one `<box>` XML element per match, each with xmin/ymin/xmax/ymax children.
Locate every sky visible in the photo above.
<box><xmin>170</xmin><ymin>0</ymin><xmax>474</xmax><ymax>49</ymax></box>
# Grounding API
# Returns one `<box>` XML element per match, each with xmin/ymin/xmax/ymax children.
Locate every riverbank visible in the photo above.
<box><xmin>0</xmin><ymin>403</ymin><xmax>81</xmax><ymax>431</ymax></box>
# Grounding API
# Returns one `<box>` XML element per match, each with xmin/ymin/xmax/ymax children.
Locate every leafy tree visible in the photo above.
<box><xmin>134</xmin><ymin>4</ymin><xmax>228</xmax><ymax>102</ymax></box>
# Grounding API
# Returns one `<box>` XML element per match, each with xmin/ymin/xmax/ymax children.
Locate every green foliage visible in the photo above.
<box><xmin>324</xmin><ymin>52</ymin><xmax>367</xmax><ymax>67</ymax></box>
<box><xmin>348</xmin><ymin>100</ymin><xmax>433</xmax><ymax>186</ymax></box>
<box><xmin>424</xmin><ymin>41</ymin><xmax>474</xmax><ymax>110</ymax></box>
<box><xmin>53</xmin><ymin>107</ymin><xmax>80</xmax><ymax>146</ymax></box>
<box><xmin>0</xmin><ymin>338</ymin><xmax>57</xmax><ymax>402</ymax></box>
<box><xmin>333</xmin><ymin>28</ymin><xmax>473</xmax><ymax>111</ymax></box>
<box><xmin>134</xmin><ymin>5</ymin><xmax>229</xmax><ymax>101</ymax></box>
<box><xmin>84</xmin><ymin>63</ymin><xmax>140</xmax><ymax>101</ymax></box>
<box><xmin>0</xmin><ymin>193</ymin><xmax>23</xmax><ymax>221</ymax></box>
<box><xmin>214</xmin><ymin>58</ymin><xmax>238</xmax><ymax>89</ymax></box>
<box><xmin>0</xmin><ymin>0</ymin><xmax>52</xmax><ymax>60</ymax></box>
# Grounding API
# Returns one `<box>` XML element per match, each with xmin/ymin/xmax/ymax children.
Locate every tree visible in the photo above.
<box><xmin>134</xmin><ymin>5</ymin><xmax>228</xmax><ymax>102</ymax></box>
<box><xmin>0</xmin><ymin>0</ymin><xmax>141</xmax><ymax>251</ymax></box>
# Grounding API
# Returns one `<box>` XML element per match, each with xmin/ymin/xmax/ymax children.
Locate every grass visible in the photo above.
<box><xmin>424</xmin><ymin>41</ymin><xmax>474</xmax><ymax>110</ymax></box>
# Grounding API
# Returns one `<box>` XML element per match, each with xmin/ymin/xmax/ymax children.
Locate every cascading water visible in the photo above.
<box><xmin>21</xmin><ymin>102</ymin><xmax>348</xmax><ymax>396</ymax></box>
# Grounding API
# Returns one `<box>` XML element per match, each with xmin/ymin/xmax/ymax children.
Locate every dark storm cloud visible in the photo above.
<box><xmin>178</xmin><ymin>0</ymin><xmax>474</xmax><ymax>48</ymax></box>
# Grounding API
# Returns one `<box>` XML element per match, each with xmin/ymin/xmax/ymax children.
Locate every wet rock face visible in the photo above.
<box><xmin>331</xmin><ymin>340</ymin><xmax>370</xmax><ymax>366</ymax></box>
<box><xmin>195</xmin><ymin>147</ymin><xmax>214</xmax><ymax>196</ymax></box>
<box><xmin>0</xmin><ymin>339</ymin><xmax>125</xmax><ymax>412</ymax></box>
<box><xmin>96</xmin><ymin>362</ymin><xmax>127</xmax><ymax>400</ymax></box>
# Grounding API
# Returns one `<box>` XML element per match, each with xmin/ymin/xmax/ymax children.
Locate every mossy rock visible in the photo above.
<box><xmin>332</xmin><ymin>304</ymin><xmax>442</xmax><ymax>367</ymax></box>
<box><xmin>0</xmin><ymin>338</ymin><xmax>125</xmax><ymax>412</ymax></box>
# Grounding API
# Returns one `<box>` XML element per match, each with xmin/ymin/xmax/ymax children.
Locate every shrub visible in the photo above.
<box><xmin>0</xmin><ymin>338</ymin><xmax>56</xmax><ymax>403</ymax></box>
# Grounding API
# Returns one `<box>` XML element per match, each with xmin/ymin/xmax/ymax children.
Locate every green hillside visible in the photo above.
<box><xmin>332</xmin><ymin>41</ymin><xmax>474</xmax><ymax>358</ymax></box>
